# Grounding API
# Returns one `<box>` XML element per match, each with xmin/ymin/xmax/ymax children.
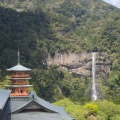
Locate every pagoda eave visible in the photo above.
<box><xmin>7</xmin><ymin>64</ymin><xmax>31</xmax><ymax>71</ymax></box>
<box><xmin>6</xmin><ymin>85</ymin><xmax>33</xmax><ymax>87</ymax></box>
<box><xmin>7</xmin><ymin>77</ymin><xmax>32</xmax><ymax>80</ymax></box>
<box><xmin>10</xmin><ymin>93</ymin><xmax>29</xmax><ymax>96</ymax></box>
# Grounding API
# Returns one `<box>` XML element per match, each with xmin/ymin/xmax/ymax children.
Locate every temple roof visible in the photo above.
<box><xmin>0</xmin><ymin>90</ymin><xmax>73</xmax><ymax>120</ymax></box>
<box><xmin>7</xmin><ymin>64</ymin><xmax>31</xmax><ymax>71</ymax></box>
<box><xmin>0</xmin><ymin>89</ymin><xmax>11</xmax><ymax>110</ymax></box>
<box><xmin>10</xmin><ymin>91</ymin><xmax>73</xmax><ymax>120</ymax></box>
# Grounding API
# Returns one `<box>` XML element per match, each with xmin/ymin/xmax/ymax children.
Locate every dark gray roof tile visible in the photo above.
<box><xmin>0</xmin><ymin>89</ymin><xmax>11</xmax><ymax>110</ymax></box>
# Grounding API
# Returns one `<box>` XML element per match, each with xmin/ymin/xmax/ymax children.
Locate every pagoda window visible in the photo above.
<box><xmin>15</xmin><ymin>88</ymin><xmax>19</xmax><ymax>93</ymax></box>
<box><xmin>21</xmin><ymin>90</ymin><xmax>23</xmax><ymax>93</ymax></box>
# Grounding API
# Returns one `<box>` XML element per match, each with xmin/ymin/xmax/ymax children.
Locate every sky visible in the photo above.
<box><xmin>103</xmin><ymin>0</ymin><xmax>120</xmax><ymax>8</ymax></box>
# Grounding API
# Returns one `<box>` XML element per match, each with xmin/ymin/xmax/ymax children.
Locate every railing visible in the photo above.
<box><xmin>10</xmin><ymin>92</ymin><xmax>28</xmax><ymax>96</ymax></box>
<box><xmin>12</xmin><ymin>82</ymin><xmax>28</xmax><ymax>85</ymax></box>
<box><xmin>11</xmin><ymin>74</ymin><xmax>30</xmax><ymax>78</ymax></box>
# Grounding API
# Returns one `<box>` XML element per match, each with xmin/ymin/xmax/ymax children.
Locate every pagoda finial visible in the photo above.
<box><xmin>18</xmin><ymin>49</ymin><xmax>20</xmax><ymax>64</ymax></box>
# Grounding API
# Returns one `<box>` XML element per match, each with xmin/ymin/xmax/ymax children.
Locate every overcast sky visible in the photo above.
<box><xmin>103</xmin><ymin>0</ymin><xmax>120</xmax><ymax>8</ymax></box>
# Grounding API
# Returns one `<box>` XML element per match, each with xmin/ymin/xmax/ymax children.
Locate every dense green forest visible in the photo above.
<box><xmin>0</xmin><ymin>0</ymin><xmax>120</xmax><ymax>119</ymax></box>
<box><xmin>54</xmin><ymin>98</ymin><xmax>120</xmax><ymax>120</ymax></box>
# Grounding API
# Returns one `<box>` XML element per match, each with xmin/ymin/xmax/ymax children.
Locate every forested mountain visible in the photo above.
<box><xmin>0</xmin><ymin>1</ymin><xmax>120</xmax><ymax>119</ymax></box>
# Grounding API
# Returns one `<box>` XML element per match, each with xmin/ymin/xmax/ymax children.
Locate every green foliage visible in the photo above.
<box><xmin>96</xmin><ymin>100</ymin><xmax>120</xmax><ymax>120</ymax></box>
<box><xmin>54</xmin><ymin>99</ymin><xmax>120</xmax><ymax>120</ymax></box>
<box><xmin>84</xmin><ymin>103</ymin><xmax>98</xmax><ymax>116</ymax></box>
<box><xmin>31</xmin><ymin>66</ymin><xmax>90</xmax><ymax>102</ymax></box>
<box><xmin>0</xmin><ymin>6</ymin><xmax>53</xmax><ymax>70</ymax></box>
<box><xmin>54</xmin><ymin>98</ymin><xmax>86</xmax><ymax>120</ymax></box>
<box><xmin>31</xmin><ymin>67</ymin><xmax>64</xmax><ymax>102</ymax></box>
<box><xmin>105</xmin><ymin>70</ymin><xmax>120</xmax><ymax>104</ymax></box>
<box><xmin>0</xmin><ymin>78</ymin><xmax>10</xmax><ymax>89</ymax></box>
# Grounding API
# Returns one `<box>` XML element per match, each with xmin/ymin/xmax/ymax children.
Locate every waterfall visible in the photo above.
<box><xmin>92</xmin><ymin>52</ymin><xmax>98</xmax><ymax>101</ymax></box>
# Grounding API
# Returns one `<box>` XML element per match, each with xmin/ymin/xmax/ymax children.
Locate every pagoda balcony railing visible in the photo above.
<box><xmin>12</xmin><ymin>82</ymin><xmax>28</xmax><ymax>85</ymax></box>
<box><xmin>11</xmin><ymin>74</ymin><xmax>30</xmax><ymax>78</ymax></box>
<box><xmin>10</xmin><ymin>92</ymin><xmax>28</xmax><ymax>96</ymax></box>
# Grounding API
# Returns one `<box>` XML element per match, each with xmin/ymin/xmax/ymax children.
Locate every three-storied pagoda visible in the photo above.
<box><xmin>6</xmin><ymin>51</ymin><xmax>32</xmax><ymax>96</ymax></box>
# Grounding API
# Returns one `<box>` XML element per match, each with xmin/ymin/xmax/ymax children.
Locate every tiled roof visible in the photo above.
<box><xmin>0</xmin><ymin>91</ymin><xmax>73</xmax><ymax>120</ymax></box>
<box><xmin>35</xmin><ymin>96</ymin><xmax>73</xmax><ymax>120</ymax></box>
<box><xmin>0</xmin><ymin>89</ymin><xmax>11</xmax><ymax>110</ymax></box>
<box><xmin>7</xmin><ymin>64</ymin><xmax>31</xmax><ymax>71</ymax></box>
<box><xmin>11</xmin><ymin>91</ymin><xmax>73</xmax><ymax>120</ymax></box>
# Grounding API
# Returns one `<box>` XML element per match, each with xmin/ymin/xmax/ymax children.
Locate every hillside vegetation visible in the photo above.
<box><xmin>54</xmin><ymin>98</ymin><xmax>120</xmax><ymax>120</ymax></box>
<box><xmin>0</xmin><ymin>0</ymin><xmax>120</xmax><ymax>115</ymax></box>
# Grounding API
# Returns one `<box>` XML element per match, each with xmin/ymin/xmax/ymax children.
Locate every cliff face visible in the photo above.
<box><xmin>48</xmin><ymin>52</ymin><xmax>111</xmax><ymax>79</ymax></box>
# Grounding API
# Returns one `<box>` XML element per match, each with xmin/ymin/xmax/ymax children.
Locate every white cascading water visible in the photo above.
<box><xmin>92</xmin><ymin>52</ymin><xmax>98</xmax><ymax>101</ymax></box>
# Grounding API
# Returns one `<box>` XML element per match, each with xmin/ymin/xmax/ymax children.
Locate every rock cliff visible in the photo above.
<box><xmin>47</xmin><ymin>52</ymin><xmax>111</xmax><ymax>79</ymax></box>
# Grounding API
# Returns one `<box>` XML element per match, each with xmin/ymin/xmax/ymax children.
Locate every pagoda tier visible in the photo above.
<box><xmin>6</xmin><ymin>64</ymin><xmax>32</xmax><ymax>96</ymax></box>
<box><xmin>11</xmin><ymin>80</ymin><xmax>28</xmax><ymax>85</ymax></box>
<box><xmin>11</xmin><ymin>72</ymin><xmax>30</xmax><ymax>78</ymax></box>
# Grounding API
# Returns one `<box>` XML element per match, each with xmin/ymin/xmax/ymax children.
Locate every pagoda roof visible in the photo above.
<box><xmin>7</xmin><ymin>77</ymin><xmax>31</xmax><ymax>80</ymax></box>
<box><xmin>0</xmin><ymin>89</ymin><xmax>11</xmax><ymax>110</ymax></box>
<box><xmin>7</xmin><ymin>64</ymin><xmax>31</xmax><ymax>71</ymax></box>
<box><xmin>6</xmin><ymin>85</ymin><xmax>33</xmax><ymax>87</ymax></box>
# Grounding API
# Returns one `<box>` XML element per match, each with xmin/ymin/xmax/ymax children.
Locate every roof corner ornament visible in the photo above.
<box><xmin>32</xmin><ymin>94</ymin><xmax>35</xmax><ymax>99</ymax></box>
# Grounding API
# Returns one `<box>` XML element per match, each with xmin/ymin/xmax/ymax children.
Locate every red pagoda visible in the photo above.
<box><xmin>6</xmin><ymin>51</ymin><xmax>32</xmax><ymax>96</ymax></box>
